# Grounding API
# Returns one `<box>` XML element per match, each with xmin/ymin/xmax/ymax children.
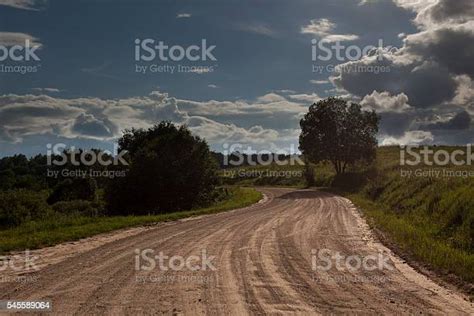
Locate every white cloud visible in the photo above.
<box><xmin>189</xmin><ymin>68</ymin><xmax>213</xmax><ymax>74</ymax></box>
<box><xmin>392</xmin><ymin>0</ymin><xmax>437</xmax><ymax>12</ymax></box>
<box><xmin>256</xmin><ymin>93</ymin><xmax>287</xmax><ymax>103</ymax></box>
<box><xmin>323</xmin><ymin>34</ymin><xmax>360</xmax><ymax>42</ymax></box>
<box><xmin>301</xmin><ymin>18</ymin><xmax>334</xmax><ymax>37</ymax></box>
<box><xmin>331</xmin><ymin>0</ymin><xmax>473</xmax><ymax>114</ymax></box>
<box><xmin>207</xmin><ymin>84</ymin><xmax>218</xmax><ymax>89</ymax></box>
<box><xmin>186</xmin><ymin>117</ymin><xmax>279</xmax><ymax>145</ymax></box>
<box><xmin>236</xmin><ymin>23</ymin><xmax>277</xmax><ymax>38</ymax></box>
<box><xmin>452</xmin><ymin>75</ymin><xmax>474</xmax><ymax>114</ymax></box>
<box><xmin>0</xmin><ymin>0</ymin><xmax>45</xmax><ymax>10</ymax></box>
<box><xmin>0</xmin><ymin>91</ymin><xmax>310</xmax><ymax>150</ymax></box>
<box><xmin>330</xmin><ymin>37</ymin><xmax>460</xmax><ymax>108</ymax></box>
<box><xmin>361</xmin><ymin>91</ymin><xmax>411</xmax><ymax>113</ymax></box>
<box><xmin>287</xmin><ymin>93</ymin><xmax>322</xmax><ymax>103</ymax></box>
<box><xmin>275</xmin><ymin>89</ymin><xmax>296</xmax><ymax>94</ymax></box>
<box><xmin>310</xmin><ymin>79</ymin><xmax>329</xmax><ymax>85</ymax></box>
<box><xmin>359</xmin><ymin>0</ymin><xmax>375</xmax><ymax>5</ymax></box>
<box><xmin>176</xmin><ymin>13</ymin><xmax>191</xmax><ymax>18</ymax></box>
<box><xmin>381</xmin><ymin>130</ymin><xmax>434</xmax><ymax>145</ymax></box>
<box><xmin>0</xmin><ymin>32</ymin><xmax>42</xmax><ymax>47</ymax></box>
<box><xmin>301</xmin><ymin>18</ymin><xmax>359</xmax><ymax>42</ymax></box>
<box><xmin>32</xmin><ymin>88</ymin><xmax>61</xmax><ymax>93</ymax></box>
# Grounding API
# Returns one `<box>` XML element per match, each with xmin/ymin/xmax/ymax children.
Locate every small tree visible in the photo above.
<box><xmin>105</xmin><ymin>122</ymin><xmax>218</xmax><ymax>215</ymax></box>
<box><xmin>299</xmin><ymin>97</ymin><xmax>379</xmax><ymax>174</ymax></box>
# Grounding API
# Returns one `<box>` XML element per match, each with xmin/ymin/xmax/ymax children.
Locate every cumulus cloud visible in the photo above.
<box><xmin>186</xmin><ymin>117</ymin><xmax>279</xmax><ymax>146</ymax></box>
<box><xmin>381</xmin><ymin>130</ymin><xmax>434</xmax><ymax>145</ymax></box>
<box><xmin>0</xmin><ymin>91</ymin><xmax>308</xmax><ymax>151</ymax></box>
<box><xmin>0</xmin><ymin>32</ymin><xmax>42</xmax><ymax>47</ymax></box>
<box><xmin>331</xmin><ymin>0</ymin><xmax>473</xmax><ymax>114</ymax></box>
<box><xmin>452</xmin><ymin>75</ymin><xmax>474</xmax><ymax>113</ymax></box>
<box><xmin>403</xmin><ymin>0</ymin><xmax>474</xmax><ymax>27</ymax></box>
<box><xmin>361</xmin><ymin>90</ymin><xmax>411</xmax><ymax>113</ymax></box>
<box><xmin>332</xmin><ymin>53</ymin><xmax>458</xmax><ymax>108</ymax></box>
<box><xmin>392</xmin><ymin>0</ymin><xmax>437</xmax><ymax>12</ymax></box>
<box><xmin>301</xmin><ymin>19</ymin><xmax>359</xmax><ymax>42</ymax></box>
<box><xmin>71</xmin><ymin>113</ymin><xmax>117</xmax><ymax>139</ymax></box>
<box><xmin>0</xmin><ymin>93</ymin><xmax>183</xmax><ymax>142</ymax></box>
<box><xmin>424</xmin><ymin>111</ymin><xmax>471</xmax><ymax>130</ymax></box>
<box><xmin>177</xmin><ymin>93</ymin><xmax>308</xmax><ymax>131</ymax></box>
<box><xmin>256</xmin><ymin>93</ymin><xmax>287</xmax><ymax>103</ymax></box>
<box><xmin>403</xmin><ymin>21</ymin><xmax>474</xmax><ymax>77</ymax></box>
<box><xmin>287</xmin><ymin>93</ymin><xmax>322</xmax><ymax>104</ymax></box>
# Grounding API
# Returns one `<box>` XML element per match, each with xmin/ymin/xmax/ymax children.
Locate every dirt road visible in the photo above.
<box><xmin>1</xmin><ymin>188</ymin><xmax>472</xmax><ymax>315</ymax></box>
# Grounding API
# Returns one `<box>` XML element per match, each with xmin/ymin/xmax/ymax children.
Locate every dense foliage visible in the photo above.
<box><xmin>299</xmin><ymin>97</ymin><xmax>379</xmax><ymax>174</ymax></box>
<box><xmin>105</xmin><ymin>122</ymin><xmax>219</xmax><ymax>215</ymax></box>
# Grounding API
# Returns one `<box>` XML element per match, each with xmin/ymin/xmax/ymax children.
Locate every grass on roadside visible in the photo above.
<box><xmin>348</xmin><ymin>194</ymin><xmax>474</xmax><ymax>286</ymax></box>
<box><xmin>322</xmin><ymin>146</ymin><xmax>474</xmax><ymax>287</ymax></box>
<box><xmin>0</xmin><ymin>187</ymin><xmax>262</xmax><ymax>254</ymax></box>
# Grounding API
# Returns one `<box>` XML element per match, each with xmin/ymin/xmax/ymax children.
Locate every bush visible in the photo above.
<box><xmin>0</xmin><ymin>190</ymin><xmax>52</xmax><ymax>227</ymax></box>
<box><xmin>47</xmin><ymin>178</ymin><xmax>98</xmax><ymax>204</ymax></box>
<box><xmin>51</xmin><ymin>200</ymin><xmax>103</xmax><ymax>217</ymax></box>
<box><xmin>105</xmin><ymin>122</ymin><xmax>219</xmax><ymax>215</ymax></box>
<box><xmin>303</xmin><ymin>163</ymin><xmax>315</xmax><ymax>187</ymax></box>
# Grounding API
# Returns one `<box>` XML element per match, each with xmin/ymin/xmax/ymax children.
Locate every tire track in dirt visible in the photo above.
<box><xmin>0</xmin><ymin>188</ymin><xmax>472</xmax><ymax>315</ymax></box>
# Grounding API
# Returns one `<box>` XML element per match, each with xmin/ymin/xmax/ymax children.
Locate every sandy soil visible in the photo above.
<box><xmin>1</xmin><ymin>188</ymin><xmax>472</xmax><ymax>315</ymax></box>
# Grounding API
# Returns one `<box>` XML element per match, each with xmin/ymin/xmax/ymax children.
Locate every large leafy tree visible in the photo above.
<box><xmin>299</xmin><ymin>97</ymin><xmax>379</xmax><ymax>174</ymax></box>
<box><xmin>105</xmin><ymin>122</ymin><xmax>218</xmax><ymax>215</ymax></box>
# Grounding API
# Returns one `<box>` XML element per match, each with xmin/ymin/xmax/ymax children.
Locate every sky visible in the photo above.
<box><xmin>0</xmin><ymin>0</ymin><xmax>473</xmax><ymax>156</ymax></box>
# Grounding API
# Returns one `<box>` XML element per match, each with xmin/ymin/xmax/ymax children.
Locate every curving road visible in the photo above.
<box><xmin>1</xmin><ymin>188</ymin><xmax>472</xmax><ymax>315</ymax></box>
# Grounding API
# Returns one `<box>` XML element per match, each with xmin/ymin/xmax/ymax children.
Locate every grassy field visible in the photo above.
<box><xmin>0</xmin><ymin>187</ymin><xmax>262</xmax><ymax>254</ymax></box>
<box><xmin>220</xmin><ymin>146</ymin><xmax>474</xmax><ymax>288</ymax></box>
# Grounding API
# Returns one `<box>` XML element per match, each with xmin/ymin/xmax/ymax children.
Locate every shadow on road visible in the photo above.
<box><xmin>277</xmin><ymin>189</ymin><xmax>336</xmax><ymax>200</ymax></box>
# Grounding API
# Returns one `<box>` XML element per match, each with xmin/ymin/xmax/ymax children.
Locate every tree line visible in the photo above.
<box><xmin>0</xmin><ymin>98</ymin><xmax>379</xmax><ymax>228</ymax></box>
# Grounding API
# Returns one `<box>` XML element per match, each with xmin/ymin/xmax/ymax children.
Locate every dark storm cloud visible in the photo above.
<box><xmin>430</xmin><ymin>128</ymin><xmax>474</xmax><ymax>145</ymax></box>
<box><xmin>332</xmin><ymin>0</ymin><xmax>474</xmax><ymax>145</ymax></box>
<box><xmin>379</xmin><ymin>111</ymin><xmax>416</xmax><ymax>137</ymax></box>
<box><xmin>404</xmin><ymin>22</ymin><xmax>474</xmax><ymax>78</ymax></box>
<box><xmin>418</xmin><ymin>0</ymin><xmax>474</xmax><ymax>24</ymax></box>
<box><xmin>425</xmin><ymin>110</ymin><xmax>471</xmax><ymax>130</ymax></box>
<box><xmin>334</xmin><ymin>0</ymin><xmax>474</xmax><ymax>110</ymax></box>
<box><xmin>332</xmin><ymin>55</ymin><xmax>458</xmax><ymax>108</ymax></box>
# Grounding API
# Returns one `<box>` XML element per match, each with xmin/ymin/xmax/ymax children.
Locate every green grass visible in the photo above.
<box><xmin>326</xmin><ymin>146</ymin><xmax>474</xmax><ymax>286</ymax></box>
<box><xmin>348</xmin><ymin>194</ymin><xmax>474</xmax><ymax>285</ymax></box>
<box><xmin>0</xmin><ymin>187</ymin><xmax>262</xmax><ymax>254</ymax></box>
